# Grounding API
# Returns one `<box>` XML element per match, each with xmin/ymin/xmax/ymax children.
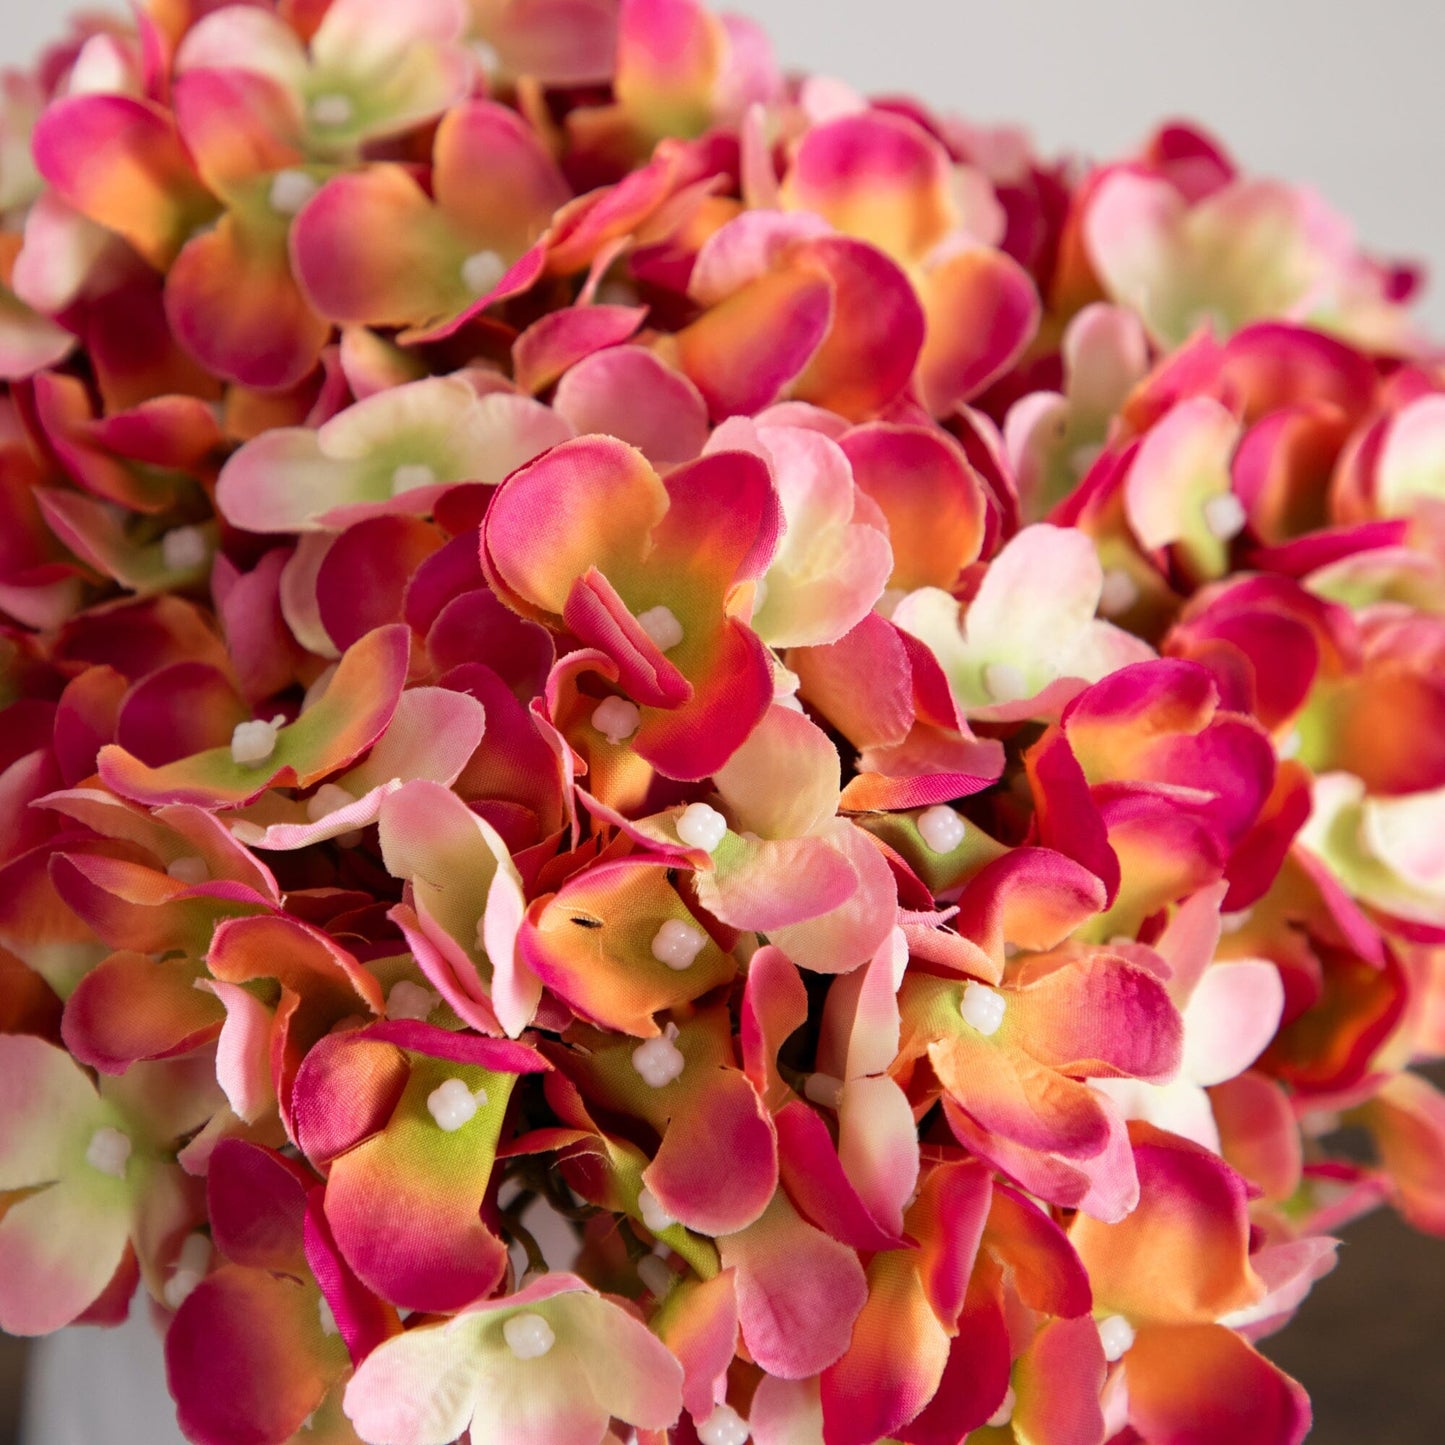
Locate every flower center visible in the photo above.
<box><xmin>697</xmin><ymin>1404</ymin><xmax>751</xmax><ymax>1445</ymax></box>
<box><xmin>426</xmin><ymin>1077</ymin><xmax>489</xmax><ymax>1131</ymax></box>
<box><xmin>632</xmin><ymin>1024</ymin><xmax>686</xmax><ymax>1088</ymax></box>
<box><xmin>987</xmin><ymin>1385</ymin><xmax>1016</xmax><ymax>1428</ymax></box>
<box><xmin>305</xmin><ymin>783</ymin><xmax>354</xmax><ymax>823</ymax></box>
<box><xmin>917</xmin><ymin>805</ymin><xmax>966</xmax><ymax>854</ymax></box>
<box><xmin>959</xmin><ymin>981</ymin><xmax>1006</xmax><ymax>1036</ymax></box>
<box><xmin>1202</xmin><ymin>491</ymin><xmax>1247</xmax><ymax>540</ymax></box>
<box><xmin>983</xmin><ymin>661</ymin><xmax>1029</xmax><ymax>704</ymax></box>
<box><xmin>1098</xmin><ymin>567</ymin><xmax>1139</xmax><ymax>617</ymax></box>
<box><xmin>309</xmin><ymin>93</ymin><xmax>354</xmax><ymax>128</ymax></box>
<box><xmin>1098</xmin><ymin>1313</ymin><xmax>1135</xmax><ymax>1362</ymax></box>
<box><xmin>161</xmin><ymin>525</ymin><xmax>209</xmax><ymax>572</ymax></box>
<box><xmin>392</xmin><ymin>462</ymin><xmax>438</xmax><ymax>493</ymax></box>
<box><xmin>231</xmin><ymin>715</ymin><xmax>286</xmax><ymax>767</ymax></box>
<box><xmin>163</xmin><ymin>1232</ymin><xmax>212</xmax><ymax>1310</ymax></box>
<box><xmin>676</xmin><ymin>802</ymin><xmax>727</xmax><ymax>853</ymax></box>
<box><xmin>650</xmin><ymin>919</ymin><xmax>707</xmax><ymax>970</ymax></box>
<box><xmin>591</xmin><ymin>696</ymin><xmax>642</xmax><ymax>744</ymax></box>
<box><xmin>85</xmin><ymin>1126</ymin><xmax>132</xmax><ymax>1179</ymax></box>
<box><xmin>637</xmin><ymin>1186</ymin><xmax>677</xmax><ymax>1234</ymax></box>
<box><xmin>636</xmin><ymin>604</ymin><xmax>685</xmax><ymax>651</ymax></box>
<box><xmin>387</xmin><ymin>981</ymin><xmax>441</xmax><ymax>1021</ymax></box>
<box><xmin>461</xmin><ymin>250</ymin><xmax>507</xmax><ymax>296</ymax></box>
<box><xmin>268</xmin><ymin>169</ymin><xmax>318</xmax><ymax>216</ymax></box>
<box><xmin>503</xmin><ymin>1312</ymin><xmax>556</xmax><ymax>1359</ymax></box>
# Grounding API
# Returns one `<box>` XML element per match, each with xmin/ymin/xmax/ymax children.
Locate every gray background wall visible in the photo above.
<box><xmin>726</xmin><ymin>0</ymin><xmax>1445</xmax><ymax>332</ymax></box>
<box><xmin>1</xmin><ymin>1</ymin><xmax>1443</xmax><ymax>1441</ymax></box>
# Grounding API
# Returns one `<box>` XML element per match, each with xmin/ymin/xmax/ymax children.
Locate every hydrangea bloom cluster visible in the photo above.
<box><xmin>2</xmin><ymin>2</ymin><xmax>1444</xmax><ymax>1443</ymax></box>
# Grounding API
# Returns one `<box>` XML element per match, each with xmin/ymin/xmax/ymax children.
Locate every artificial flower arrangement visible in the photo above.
<box><xmin>1</xmin><ymin>1</ymin><xmax>1444</xmax><ymax>1442</ymax></box>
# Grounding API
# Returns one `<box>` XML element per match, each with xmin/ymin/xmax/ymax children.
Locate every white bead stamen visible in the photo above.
<box><xmin>268</xmin><ymin>169</ymin><xmax>318</xmax><ymax>216</ymax></box>
<box><xmin>85</xmin><ymin>1126</ymin><xmax>132</xmax><ymax>1179</ymax></box>
<box><xmin>1277</xmin><ymin>728</ymin><xmax>1302</xmax><ymax>761</ymax></box>
<box><xmin>637</xmin><ymin>1186</ymin><xmax>677</xmax><ymax>1234</ymax></box>
<box><xmin>161</xmin><ymin>525</ymin><xmax>209</xmax><ymax>572</ymax></box>
<box><xmin>650</xmin><ymin>918</ymin><xmax>707</xmax><ymax>970</ymax></box>
<box><xmin>697</xmin><ymin>1403</ymin><xmax>751</xmax><ymax>1445</ymax></box>
<box><xmin>591</xmin><ymin>696</ymin><xmax>642</xmax><ymax>745</ymax></box>
<box><xmin>309</xmin><ymin>93</ymin><xmax>354</xmax><ymax>128</ymax></box>
<box><xmin>959</xmin><ymin>981</ymin><xmax>1006</xmax><ymax>1037</ymax></box>
<box><xmin>676</xmin><ymin>802</ymin><xmax>727</xmax><ymax>854</ymax></box>
<box><xmin>1098</xmin><ymin>1314</ymin><xmax>1135</xmax><ymax>1363</ymax></box>
<box><xmin>917</xmin><ymin>805</ymin><xmax>967</xmax><ymax>854</ymax></box>
<box><xmin>387</xmin><ymin>980</ymin><xmax>441</xmax><ymax>1021</ymax></box>
<box><xmin>1098</xmin><ymin>567</ymin><xmax>1139</xmax><ymax>617</ymax></box>
<box><xmin>230</xmin><ymin>715</ymin><xmax>286</xmax><ymax>767</ymax></box>
<box><xmin>503</xmin><ymin>1311</ymin><xmax>556</xmax><ymax>1359</ymax></box>
<box><xmin>983</xmin><ymin>661</ymin><xmax>1030</xmax><ymax>704</ymax></box>
<box><xmin>426</xmin><ymin>1077</ymin><xmax>488</xmax><ymax>1131</ymax></box>
<box><xmin>461</xmin><ymin>249</ymin><xmax>507</xmax><ymax>296</ymax></box>
<box><xmin>166</xmin><ymin>855</ymin><xmax>209</xmax><ymax>885</ymax></box>
<box><xmin>163</xmin><ymin>1232</ymin><xmax>212</xmax><ymax>1310</ymax></box>
<box><xmin>229</xmin><ymin>819</ymin><xmax>268</xmax><ymax>847</ymax></box>
<box><xmin>636</xmin><ymin>604</ymin><xmax>685</xmax><ymax>652</ymax></box>
<box><xmin>318</xmin><ymin>1295</ymin><xmax>339</xmax><ymax>1336</ymax></box>
<box><xmin>305</xmin><ymin>783</ymin><xmax>355</xmax><ymax>823</ymax></box>
<box><xmin>987</xmin><ymin>1385</ymin><xmax>1016</xmax><ymax>1428</ymax></box>
<box><xmin>633</xmin><ymin>1024</ymin><xmax>686</xmax><ymax>1088</ymax></box>
<box><xmin>1202</xmin><ymin>492</ymin><xmax>1247</xmax><ymax>541</ymax></box>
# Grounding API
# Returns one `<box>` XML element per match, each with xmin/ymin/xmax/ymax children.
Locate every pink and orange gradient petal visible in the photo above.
<box><xmin>915</xmin><ymin>246</ymin><xmax>1040</xmax><ymax>415</ymax></box>
<box><xmin>1125</xmin><ymin>1323</ymin><xmax>1311</xmax><ymax>1445</ymax></box>
<box><xmin>820</xmin><ymin>1249</ymin><xmax>951</xmax><ymax>1445</ymax></box>
<box><xmin>98</xmin><ymin>623</ymin><xmax>410</xmax><ymax>807</ymax></box>
<box><xmin>166</xmin><ymin>1266</ymin><xmax>349</xmax><ymax>1445</ymax></box>
<box><xmin>290</xmin><ymin>165</ymin><xmax>466</xmax><ymax>329</ymax></box>
<box><xmin>32</xmin><ymin>94</ymin><xmax>216</xmax><ymax>270</ymax></box>
<box><xmin>483</xmin><ymin>435</ymin><xmax>667</xmax><ymax>619</ymax></box>
<box><xmin>1070</xmin><ymin>1123</ymin><xmax>1264</xmax><ymax>1326</ymax></box>
<box><xmin>433</xmin><ymin>100</ymin><xmax>569</xmax><ymax>256</ymax></box>
<box><xmin>166</xmin><ymin>212</ymin><xmax>329</xmax><ymax>391</ymax></box>
<box><xmin>782</xmin><ymin>111</ymin><xmax>956</xmax><ymax>267</ymax></box>
<box><xmin>293</xmin><ymin>1022</ymin><xmax>545</xmax><ymax>1312</ymax></box>
<box><xmin>519</xmin><ymin>858</ymin><xmax>736</xmax><ymax>1036</ymax></box>
<box><xmin>613</xmin><ymin>0</ymin><xmax>725</xmax><ymax>142</ymax></box>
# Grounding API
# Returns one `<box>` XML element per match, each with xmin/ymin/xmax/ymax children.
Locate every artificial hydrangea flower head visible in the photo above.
<box><xmin>1</xmin><ymin>4</ymin><xmax>1443</xmax><ymax>1445</ymax></box>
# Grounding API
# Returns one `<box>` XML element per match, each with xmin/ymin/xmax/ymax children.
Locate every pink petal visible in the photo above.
<box><xmin>513</xmin><ymin>303</ymin><xmax>649</xmax><ymax>393</ymax></box>
<box><xmin>644</xmin><ymin>1066</ymin><xmax>777</xmax><ymax>1235</ymax></box>
<box><xmin>554</xmin><ymin>346</ymin><xmax>709</xmax><ymax>466</ymax></box>
<box><xmin>718</xmin><ymin>1190</ymin><xmax>868</xmax><ymax>1379</ymax></box>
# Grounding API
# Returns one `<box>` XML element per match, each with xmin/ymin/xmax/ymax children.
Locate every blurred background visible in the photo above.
<box><xmin>1</xmin><ymin>0</ymin><xmax>1443</xmax><ymax>1440</ymax></box>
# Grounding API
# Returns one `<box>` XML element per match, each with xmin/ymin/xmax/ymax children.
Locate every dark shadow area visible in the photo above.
<box><xmin>1265</xmin><ymin>1205</ymin><xmax>1445</xmax><ymax>1444</ymax></box>
<box><xmin>0</xmin><ymin>1334</ymin><xmax>26</xmax><ymax>1445</ymax></box>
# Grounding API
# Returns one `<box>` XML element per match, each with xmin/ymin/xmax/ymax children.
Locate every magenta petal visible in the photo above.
<box><xmin>166</xmin><ymin>1266</ymin><xmax>347</xmax><ymax>1445</ymax></box>
<box><xmin>206</xmin><ymin>1140</ymin><xmax>311</xmax><ymax>1275</ymax></box>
